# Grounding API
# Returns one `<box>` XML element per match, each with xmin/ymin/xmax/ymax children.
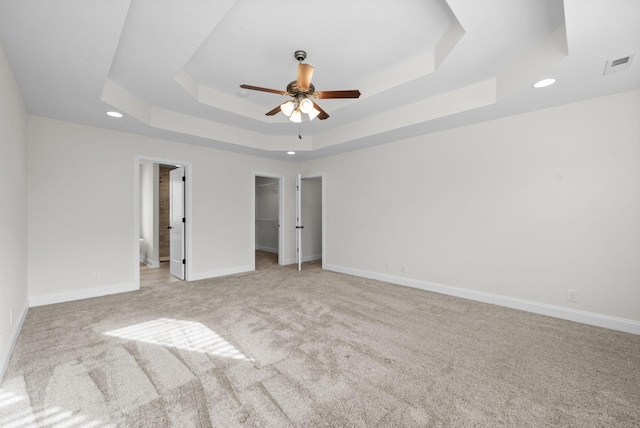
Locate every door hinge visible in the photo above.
<box><xmin>182</xmin><ymin>217</ymin><xmax>185</xmax><ymax>223</ymax></box>
<box><xmin>182</xmin><ymin>259</ymin><xmax>186</xmax><ymax>265</ymax></box>
<box><xmin>182</xmin><ymin>176</ymin><xmax>185</xmax><ymax>182</ymax></box>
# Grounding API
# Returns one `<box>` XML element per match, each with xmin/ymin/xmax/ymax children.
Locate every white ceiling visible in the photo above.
<box><xmin>0</xmin><ymin>0</ymin><xmax>638</xmax><ymax>162</ymax></box>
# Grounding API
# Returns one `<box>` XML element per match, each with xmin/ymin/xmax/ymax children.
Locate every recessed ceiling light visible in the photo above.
<box><xmin>532</xmin><ymin>78</ymin><xmax>556</xmax><ymax>89</ymax></box>
<box><xmin>287</xmin><ymin>151</ymin><xmax>296</xmax><ymax>155</ymax></box>
<box><xmin>106</xmin><ymin>111</ymin><xmax>123</xmax><ymax>118</ymax></box>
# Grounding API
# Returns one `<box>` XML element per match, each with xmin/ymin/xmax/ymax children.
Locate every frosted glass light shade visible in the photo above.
<box><xmin>299</xmin><ymin>98</ymin><xmax>314</xmax><ymax>114</ymax></box>
<box><xmin>290</xmin><ymin>109</ymin><xmax>302</xmax><ymax>123</ymax></box>
<box><xmin>308</xmin><ymin>107</ymin><xmax>320</xmax><ymax>121</ymax></box>
<box><xmin>280</xmin><ymin>101</ymin><xmax>295</xmax><ymax>117</ymax></box>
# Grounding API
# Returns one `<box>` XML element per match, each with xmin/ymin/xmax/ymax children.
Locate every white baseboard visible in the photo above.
<box><xmin>29</xmin><ymin>282</ymin><xmax>138</xmax><ymax>307</ymax></box>
<box><xmin>0</xmin><ymin>301</ymin><xmax>29</xmax><ymax>383</ymax></box>
<box><xmin>189</xmin><ymin>265</ymin><xmax>253</xmax><ymax>281</ymax></box>
<box><xmin>281</xmin><ymin>255</ymin><xmax>321</xmax><ymax>265</ymax></box>
<box><xmin>140</xmin><ymin>256</ymin><xmax>160</xmax><ymax>268</ymax></box>
<box><xmin>324</xmin><ymin>264</ymin><xmax>640</xmax><ymax>335</ymax></box>
<box><xmin>302</xmin><ymin>253</ymin><xmax>322</xmax><ymax>263</ymax></box>
<box><xmin>255</xmin><ymin>246</ymin><xmax>278</xmax><ymax>253</ymax></box>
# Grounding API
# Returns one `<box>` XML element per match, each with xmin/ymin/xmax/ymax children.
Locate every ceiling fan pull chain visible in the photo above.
<box><xmin>298</xmin><ymin>123</ymin><xmax>302</xmax><ymax>139</ymax></box>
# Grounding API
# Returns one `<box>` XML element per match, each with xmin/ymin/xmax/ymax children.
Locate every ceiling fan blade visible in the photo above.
<box><xmin>240</xmin><ymin>84</ymin><xmax>287</xmax><ymax>96</ymax></box>
<box><xmin>296</xmin><ymin>63</ymin><xmax>314</xmax><ymax>90</ymax></box>
<box><xmin>311</xmin><ymin>101</ymin><xmax>330</xmax><ymax>120</ymax></box>
<box><xmin>315</xmin><ymin>90</ymin><xmax>361</xmax><ymax>99</ymax></box>
<box><xmin>265</xmin><ymin>105</ymin><xmax>282</xmax><ymax>116</ymax></box>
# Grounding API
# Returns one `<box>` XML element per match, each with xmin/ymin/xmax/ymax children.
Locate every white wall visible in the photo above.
<box><xmin>19</xmin><ymin>88</ymin><xmax>640</xmax><ymax>334</ymax></box>
<box><xmin>139</xmin><ymin>161</ymin><xmax>159</xmax><ymax>267</ymax></box>
<box><xmin>306</xmin><ymin>90</ymin><xmax>640</xmax><ymax>331</ymax></box>
<box><xmin>0</xmin><ymin>42</ymin><xmax>29</xmax><ymax>381</ymax></box>
<box><xmin>27</xmin><ymin>116</ymin><xmax>295</xmax><ymax>304</ymax></box>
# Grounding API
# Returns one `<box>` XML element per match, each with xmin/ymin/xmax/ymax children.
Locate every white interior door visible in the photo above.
<box><xmin>296</xmin><ymin>174</ymin><xmax>302</xmax><ymax>271</ymax></box>
<box><xmin>169</xmin><ymin>167</ymin><xmax>185</xmax><ymax>279</ymax></box>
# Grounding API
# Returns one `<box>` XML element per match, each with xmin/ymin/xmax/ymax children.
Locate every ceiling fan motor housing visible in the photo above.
<box><xmin>286</xmin><ymin>81</ymin><xmax>315</xmax><ymax>98</ymax></box>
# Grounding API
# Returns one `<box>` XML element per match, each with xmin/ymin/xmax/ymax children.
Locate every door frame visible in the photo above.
<box><xmin>252</xmin><ymin>172</ymin><xmax>285</xmax><ymax>269</ymax></box>
<box><xmin>296</xmin><ymin>174</ymin><xmax>302</xmax><ymax>271</ymax></box>
<box><xmin>169</xmin><ymin>166</ymin><xmax>186</xmax><ymax>280</ymax></box>
<box><xmin>134</xmin><ymin>155</ymin><xmax>193</xmax><ymax>288</ymax></box>
<box><xmin>299</xmin><ymin>173</ymin><xmax>326</xmax><ymax>270</ymax></box>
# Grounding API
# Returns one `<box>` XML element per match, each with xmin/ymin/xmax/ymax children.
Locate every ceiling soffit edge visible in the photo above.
<box><xmin>497</xmin><ymin>22</ymin><xmax>568</xmax><ymax>99</ymax></box>
<box><xmin>100</xmin><ymin>78</ymin><xmax>308</xmax><ymax>151</ymax></box>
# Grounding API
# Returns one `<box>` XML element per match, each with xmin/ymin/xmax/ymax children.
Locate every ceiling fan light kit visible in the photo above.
<box><xmin>240</xmin><ymin>50</ymin><xmax>361</xmax><ymax>122</ymax></box>
<box><xmin>280</xmin><ymin>100</ymin><xmax>295</xmax><ymax>117</ymax></box>
<box><xmin>307</xmin><ymin>108</ymin><xmax>320</xmax><ymax>121</ymax></box>
<box><xmin>290</xmin><ymin>109</ymin><xmax>302</xmax><ymax>123</ymax></box>
<box><xmin>299</xmin><ymin>98</ymin><xmax>314</xmax><ymax>114</ymax></box>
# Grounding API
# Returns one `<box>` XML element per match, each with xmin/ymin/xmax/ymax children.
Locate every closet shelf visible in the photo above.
<box><xmin>255</xmin><ymin>182</ymin><xmax>279</xmax><ymax>194</ymax></box>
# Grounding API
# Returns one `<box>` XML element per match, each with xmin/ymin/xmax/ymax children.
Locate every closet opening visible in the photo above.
<box><xmin>253</xmin><ymin>173</ymin><xmax>285</xmax><ymax>270</ymax></box>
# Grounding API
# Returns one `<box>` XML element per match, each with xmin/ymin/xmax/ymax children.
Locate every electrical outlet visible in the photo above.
<box><xmin>401</xmin><ymin>264</ymin><xmax>407</xmax><ymax>273</ymax></box>
<box><xmin>92</xmin><ymin>272</ymin><xmax>100</xmax><ymax>282</ymax></box>
<box><xmin>567</xmin><ymin>289</ymin><xmax>579</xmax><ymax>302</ymax></box>
<box><xmin>385</xmin><ymin>262</ymin><xmax>391</xmax><ymax>271</ymax></box>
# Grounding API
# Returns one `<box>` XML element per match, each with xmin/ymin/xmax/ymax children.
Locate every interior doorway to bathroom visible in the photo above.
<box><xmin>135</xmin><ymin>156</ymin><xmax>191</xmax><ymax>288</ymax></box>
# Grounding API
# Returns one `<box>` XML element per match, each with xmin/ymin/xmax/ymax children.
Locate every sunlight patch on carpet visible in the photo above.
<box><xmin>0</xmin><ymin>389</ymin><xmax>109</xmax><ymax>428</ymax></box>
<box><xmin>103</xmin><ymin>318</ymin><xmax>253</xmax><ymax>361</ymax></box>
<box><xmin>0</xmin><ymin>389</ymin><xmax>25</xmax><ymax>409</ymax></box>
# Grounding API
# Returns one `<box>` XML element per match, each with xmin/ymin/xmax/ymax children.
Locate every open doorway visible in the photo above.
<box><xmin>134</xmin><ymin>156</ymin><xmax>191</xmax><ymax>289</ymax></box>
<box><xmin>254</xmin><ymin>173</ymin><xmax>284</xmax><ymax>270</ymax></box>
<box><xmin>296</xmin><ymin>175</ymin><xmax>323</xmax><ymax>270</ymax></box>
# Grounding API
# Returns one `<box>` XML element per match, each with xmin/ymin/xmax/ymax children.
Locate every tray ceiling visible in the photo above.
<box><xmin>0</xmin><ymin>0</ymin><xmax>638</xmax><ymax>161</ymax></box>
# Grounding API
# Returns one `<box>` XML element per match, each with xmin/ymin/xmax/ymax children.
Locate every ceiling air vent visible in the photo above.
<box><xmin>604</xmin><ymin>55</ymin><xmax>634</xmax><ymax>75</ymax></box>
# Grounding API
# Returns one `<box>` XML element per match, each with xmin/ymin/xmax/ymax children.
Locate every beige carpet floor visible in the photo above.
<box><xmin>1</xmin><ymin>252</ymin><xmax>639</xmax><ymax>427</ymax></box>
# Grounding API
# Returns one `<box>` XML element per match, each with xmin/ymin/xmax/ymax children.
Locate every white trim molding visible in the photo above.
<box><xmin>29</xmin><ymin>282</ymin><xmax>137</xmax><ymax>308</ymax></box>
<box><xmin>302</xmin><ymin>253</ymin><xmax>322</xmax><ymax>263</ymax></box>
<box><xmin>0</xmin><ymin>301</ymin><xmax>28</xmax><ymax>383</ymax></box>
<box><xmin>140</xmin><ymin>256</ymin><xmax>160</xmax><ymax>268</ymax></box>
<box><xmin>324</xmin><ymin>264</ymin><xmax>640</xmax><ymax>335</ymax></box>
<box><xmin>255</xmin><ymin>246</ymin><xmax>278</xmax><ymax>254</ymax></box>
<box><xmin>189</xmin><ymin>265</ymin><xmax>253</xmax><ymax>281</ymax></box>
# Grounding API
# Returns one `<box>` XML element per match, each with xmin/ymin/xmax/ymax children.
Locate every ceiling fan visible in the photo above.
<box><xmin>240</xmin><ymin>50</ymin><xmax>361</xmax><ymax>122</ymax></box>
